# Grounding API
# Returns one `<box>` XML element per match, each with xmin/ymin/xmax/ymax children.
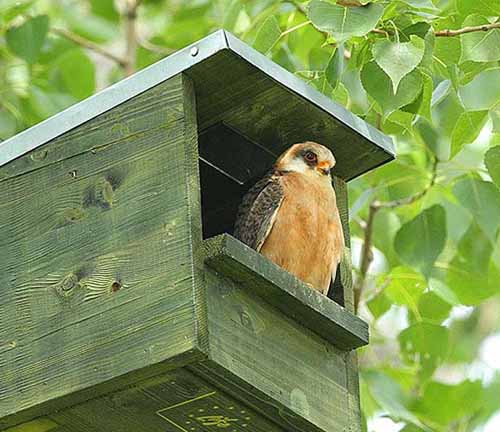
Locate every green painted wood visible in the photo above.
<box><xmin>203</xmin><ymin>234</ymin><xmax>368</xmax><ymax>350</ymax></box>
<box><xmin>0</xmin><ymin>73</ymin><xmax>207</xmax><ymax>429</ymax></box>
<box><xmin>189</xmin><ymin>361</ymin><xmax>322</xmax><ymax>432</ymax></box>
<box><xmin>332</xmin><ymin>177</ymin><xmax>362</xmax><ymax>432</ymax></box>
<box><xmin>202</xmin><ymin>266</ymin><xmax>352</xmax><ymax>432</ymax></box>
<box><xmin>1</xmin><ymin>30</ymin><xmax>394</xmax><ymax>182</ymax></box>
<box><xmin>7</xmin><ymin>368</ymin><xmax>286</xmax><ymax>432</ymax></box>
<box><xmin>188</xmin><ymin>48</ymin><xmax>392</xmax><ymax>181</ymax></box>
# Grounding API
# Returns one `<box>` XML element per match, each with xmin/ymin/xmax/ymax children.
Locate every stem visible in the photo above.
<box><xmin>123</xmin><ymin>0</ymin><xmax>141</xmax><ymax>76</ymax></box>
<box><xmin>50</xmin><ymin>28</ymin><xmax>127</xmax><ymax>67</ymax></box>
<box><xmin>435</xmin><ymin>22</ymin><xmax>500</xmax><ymax>37</ymax></box>
<box><xmin>354</xmin><ymin>157</ymin><xmax>438</xmax><ymax>311</ymax></box>
<box><xmin>291</xmin><ymin>0</ymin><xmax>499</xmax><ymax>40</ymax></box>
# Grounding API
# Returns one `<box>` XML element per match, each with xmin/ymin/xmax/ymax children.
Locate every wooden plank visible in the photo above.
<box><xmin>190</xmin><ymin>361</ymin><xmax>320</xmax><ymax>432</ymax></box>
<box><xmin>0</xmin><ymin>74</ymin><xmax>206</xmax><ymax>428</ymax></box>
<box><xmin>0</xmin><ymin>77</ymin><xmax>185</xmax><ymax>182</ymax></box>
<box><xmin>332</xmin><ymin>177</ymin><xmax>362</xmax><ymax>432</ymax></box>
<box><xmin>202</xmin><ymin>267</ymin><xmax>351</xmax><ymax>432</ymax></box>
<box><xmin>1</xmin><ymin>30</ymin><xmax>393</xmax><ymax>182</ymax></box>
<box><xmin>203</xmin><ymin>234</ymin><xmax>368</xmax><ymax>350</ymax></box>
<box><xmin>188</xmin><ymin>49</ymin><xmax>393</xmax><ymax>181</ymax></box>
<box><xmin>22</xmin><ymin>368</ymin><xmax>285</xmax><ymax>432</ymax></box>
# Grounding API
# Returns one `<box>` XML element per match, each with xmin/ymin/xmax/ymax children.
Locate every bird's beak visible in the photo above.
<box><xmin>317</xmin><ymin>161</ymin><xmax>331</xmax><ymax>176</ymax></box>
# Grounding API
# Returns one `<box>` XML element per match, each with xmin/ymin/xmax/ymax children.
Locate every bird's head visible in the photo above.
<box><xmin>275</xmin><ymin>142</ymin><xmax>336</xmax><ymax>178</ymax></box>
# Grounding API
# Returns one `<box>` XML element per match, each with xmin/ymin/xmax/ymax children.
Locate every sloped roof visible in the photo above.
<box><xmin>0</xmin><ymin>30</ymin><xmax>394</xmax><ymax>180</ymax></box>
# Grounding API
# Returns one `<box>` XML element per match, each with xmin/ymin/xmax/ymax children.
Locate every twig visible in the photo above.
<box><xmin>123</xmin><ymin>0</ymin><xmax>142</xmax><ymax>76</ymax></box>
<box><xmin>291</xmin><ymin>1</ymin><xmax>499</xmax><ymax>39</ymax></box>
<box><xmin>138</xmin><ymin>38</ymin><xmax>174</xmax><ymax>56</ymax></box>
<box><xmin>50</xmin><ymin>27</ymin><xmax>127</xmax><ymax>67</ymax></box>
<box><xmin>353</xmin><ymin>157</ymin><xmax>438</xmax><ymax>311</ymax></box>
<box><xmin>435</xmin><ymin>22</ymin><xmax>500</xmax><ymax>37</ymax></box>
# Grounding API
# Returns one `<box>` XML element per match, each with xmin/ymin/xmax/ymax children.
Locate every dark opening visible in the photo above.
<box><xmin>198</xmin><ymin>123</ymin><xmax>274</xmax><ymax>239</ymax></box>
<box><xmin>197</xmin><ymin>123</ymin><xmax>344</xmax><ymax>306</ymax></box>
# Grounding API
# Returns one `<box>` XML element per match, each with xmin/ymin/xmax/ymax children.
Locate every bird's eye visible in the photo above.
<box><xmin>304</xmin><ymin>151</ymin><xmax>317</xmax><ymax>163</ymax></box>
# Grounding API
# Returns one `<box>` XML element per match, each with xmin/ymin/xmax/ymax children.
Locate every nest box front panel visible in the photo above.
<box><xmin>0</xmin><ymin>74</ymin><xmax>206</xmax><ymax>424</ymax></box>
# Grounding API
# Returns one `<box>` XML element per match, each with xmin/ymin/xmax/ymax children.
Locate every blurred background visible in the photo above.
<box><xmin>1</xmin><ymin>1</ymin><xmax>499</xmax><ymax>431</ymax></box>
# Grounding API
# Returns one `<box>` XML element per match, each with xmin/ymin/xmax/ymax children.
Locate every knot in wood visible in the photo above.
<box><xmin>56</xmin><ymin>273</ymin><xmax>79</xmax><ymax>297</ymax></box>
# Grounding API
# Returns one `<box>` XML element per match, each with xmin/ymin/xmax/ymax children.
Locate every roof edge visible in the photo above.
<box><xmin>0</xmin><ymin>30</ymin><xmax>229</xmax><ymax>167</ymax></box>
<box><xmin>223</xmin><ymin>31</ymin><xmax>395</xmax><ymax>160</ymax></box>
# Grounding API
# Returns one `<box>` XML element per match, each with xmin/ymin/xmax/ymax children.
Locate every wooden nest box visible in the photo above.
<box><xmin>0</xmin><ymin>30</ymin><xmax>394</xmax><ymax>432</ymax></box>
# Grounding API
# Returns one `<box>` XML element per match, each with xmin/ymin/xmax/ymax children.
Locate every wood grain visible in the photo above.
<box><xmin>202</xmin><ymin>265</ymin><xmax>352</xmax><ymax>432</ymax></box>
<box><xmin>0</xmin><ymin>74</ymin><xmax>207</xmax><ymax>428</ymax></box>
<box><xmin>187</xmin><ymin>50</ymin><xmax>392</xmax><ymax>181</ymax></box>
<box><xmin>204</xmin><ymin>234</ymin><xmax>368</xmax><ymax>350</ymax></box>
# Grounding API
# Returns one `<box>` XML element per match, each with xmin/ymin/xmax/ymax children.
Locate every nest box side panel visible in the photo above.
<box><xmin>0</xmin><ymin>74</ymin><xmax>206</xmax><ymax>428</ymax></box>
<box><xmin>333</xmin><ymin>176</ymin><xmax>362</xmax><ymax>432</ymax></box>
<box><xmin>200</xmin><ymin>268</ymin><xmax>352</xmax><ymax>432</ymax></box>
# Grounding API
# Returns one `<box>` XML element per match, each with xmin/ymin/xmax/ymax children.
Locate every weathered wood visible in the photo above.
<box><xmin>188</xmin><ymin>47</ymin><xmax>393</xmax><ymax>181</ymax></box>
<box><xmin>1</xmin><ymin>31</ymin><xmax>393</xmax><ymax>182</ymax></box>
<box><xmin>0</xmin><ymin>31</ymin><xmax>378</xmax><ymax>432</ymax></box>
<box><xmin>0</xmin><ymin>73</ymin><xmax>207</xmax><ymax>428</ymax></box>
<box><xmin>332</xmin><ymin>177</ymin><xmax>362</xmax><ymax>432</ymax></box>
<box><xmin>201</xmin><ymin>265</ymin><xmax>351</xmax><ymax>432</ymax></box>
<box><xmin>203</xmin><ymin>234</ymin><xmax>368</xmax><ymax>350</ymax></box>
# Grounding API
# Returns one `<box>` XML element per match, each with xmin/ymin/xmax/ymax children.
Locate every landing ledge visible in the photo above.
<box><xmin>203</xmin><ymin>234</ymin><xmax>369</xmax><ymax>351</ymax></box>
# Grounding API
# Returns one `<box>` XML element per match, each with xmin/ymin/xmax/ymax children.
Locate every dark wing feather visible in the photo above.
<box><xmin>234</xmin><ymin>170</ymin><xmax>284</xmax><ymax>251</ymax></box>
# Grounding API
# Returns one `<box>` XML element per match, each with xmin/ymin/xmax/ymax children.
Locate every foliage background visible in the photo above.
<box><xmin>1</xmin><ymin>0</ymin><xmax>500</xmax><ymax>430</ymax></box>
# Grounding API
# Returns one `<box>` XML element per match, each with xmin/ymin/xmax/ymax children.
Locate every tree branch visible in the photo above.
<box><xmin>353</xmin><ymin>157</ymin><xmax>438</xmax><ymax>311</ymax></box>
<box><xmin>123</xmin><ymin>0</ymin><xmax>142</xmax><ymax>76</ymax></box>
<box><xmin>291</xmin><ymin>1</ymin><xmax>499</xmax><ymax>39</ymax></box>
<box><xmin>50</xmin><ymin>27</ymin><xmax>127</xmax><ymax>67</ymax></box>
<box><xmin>138</xmin><ymin>38</ymin><xmax>174</xmax><ymax>56</ymax></box>
<box><xmin>435</xmin><ymin>22</ymin><xmax>500</xmax><ymax>37</ymax></box>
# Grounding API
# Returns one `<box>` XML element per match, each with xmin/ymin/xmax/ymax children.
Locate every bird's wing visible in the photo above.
<box><xmin>234</xmin><ymin>170</ymin><xmax>285</xmax><ymax>251</ymax></box>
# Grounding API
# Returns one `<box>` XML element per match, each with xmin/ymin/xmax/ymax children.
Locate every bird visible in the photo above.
<box><xmin>234</xmin><ymin>142</ymin><xmax>344</xmax><ymax>296</ymax></box>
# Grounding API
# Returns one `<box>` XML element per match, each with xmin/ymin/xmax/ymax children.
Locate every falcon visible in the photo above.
<box><xmin>234</xmin><ymin>142</ymin><xmax>344</xmax><ymax>295</ymax></box>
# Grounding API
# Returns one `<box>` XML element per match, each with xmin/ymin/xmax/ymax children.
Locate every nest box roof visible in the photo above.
<box><xmin>0</xmin><ymin>30</ymin><xmax>394</xmax><ymax>180</ymax></box>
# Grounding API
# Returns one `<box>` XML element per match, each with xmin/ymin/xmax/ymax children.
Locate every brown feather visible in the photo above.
<box><xmin>259</xmin><ymin>172</ymin><xmax>344</xmax><ymax>295</ymax></box>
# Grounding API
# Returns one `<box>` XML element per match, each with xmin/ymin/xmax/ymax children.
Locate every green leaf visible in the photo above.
<box><xmin>382</xmin><ymin>267</ymin><xmax>426</xmax><ymax>312</ymax></box>
<box><xmin>0</xmin><ymin>0</ymin><xmax>35</xmax><ymax>23</ymax></box>
<box><xmin>394</xmin><ymin>205</ymin><xmax>447</xmax><ymax>277</ymax></box>
<box><xmin>90</xmin><ymin>0</ymin><xmax>119</xmax><ymax>22</ymax></box>
<box><xmin>399</xmin><ymin>323</ymin><xmax>449</xmax><ymax>378</ymax></box>
<box><xmin>485</xmin><ymin>146</ymin><xmax>500</xmax><ymax>187</ymax></box>
<box><xmin>458</xmin><ymin>67</ymin><xmax>500</xmax><ymax>110</ymax></box>
<box><xmin>433</xmin><ymin>36</ymin><xmax>461</xmax><ymax>67</ymax></box>
<box><xmin>362</xmin><ymin>371</ymin><xmax>427</xmax><ymax>428</ymax></box>
<box><xmin>0</xmin><ymin>110</ymin><xmax>17</xmax><ymax>140</ymax></box>
<box><xmin>66</xmin><ymin>12</ymin><xmax>118</xmax><ymax>43</ymax></box>
<box><xmin>361</xmin><ymin>62</ymin><xmax>423</xmax><ymax>117</ymax></box>
<box><xmin>325</xmin><ymin>46</ymin><xmax>344</xmax><ymax>89</ymax></box>
<box><xmin>414</xmin><ymin>380</ymin><xmax>483</xmax><ymax>426</ymax></box>
<box><xmin>418</xmin><ymin>292</ymin><xmax>452</xmax><ymax>323</ymax></box>
<box><xmin>223</xmin><ymin>0</ymin><xmax>243</xmax><ymax>31</ymax></box>
<box><xmin>491</xmin><ymin>107</ymin><xmax>500</xmax><ymax>133</ymax></box>
<box><xmin>447</xmin><ymin>221</ymin><xmax>500</xmax><ymax>304</ymax></box>
<box><xmin>253</xmin><ymin>15</ymin><xmax>281</xmax><ymax>54</ymax></box>
<box><xmin>461</xmin><ymin>15</ymin><xmax>500</xmax><ymax>63</ymax></box>
<box><xmin>453</xmin><ymin>177</ymin><xmax>500</xmax><ymax>242</ymax></box>
<box><xmin>450</xmin><ymin>110</ymin><xmax>489</xmax><ymax>157</ymax></box>
<box><xmin>367</xmin><ymin>291</ymin><xmax>392</xmax><ymax>319</ymax></box>
<box><xmin>57</xmin><ymin>49</ymin><xmax>96</xmax><ymax>100</ymax></box>
<box><xmin>403</xmin><ymin>70</ymin><xmax>433</xmax><ymax>121</ymax></box>
<box><xmin>401</xmin><ymin>0</ymin><xmax>438</xmax><ymax>10</ymax></box>
<box><xmin>307</xmin><ymin>1</ymin><xmax>384</xmax><ymax>42</ymax></box>
<box><xmin>6</xmin><ymin>15</ymin><xmax>49</xmax><ymax>63</ymax></box>
<box><xmin>456</xmin><ymin>0</ymin><xmax>500</xmax><ymax>16</ymax></box>
<box><xmin>373</xmin><ymin>36</ymin><xmax>425</xmax><ymax>93</ymax></box>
